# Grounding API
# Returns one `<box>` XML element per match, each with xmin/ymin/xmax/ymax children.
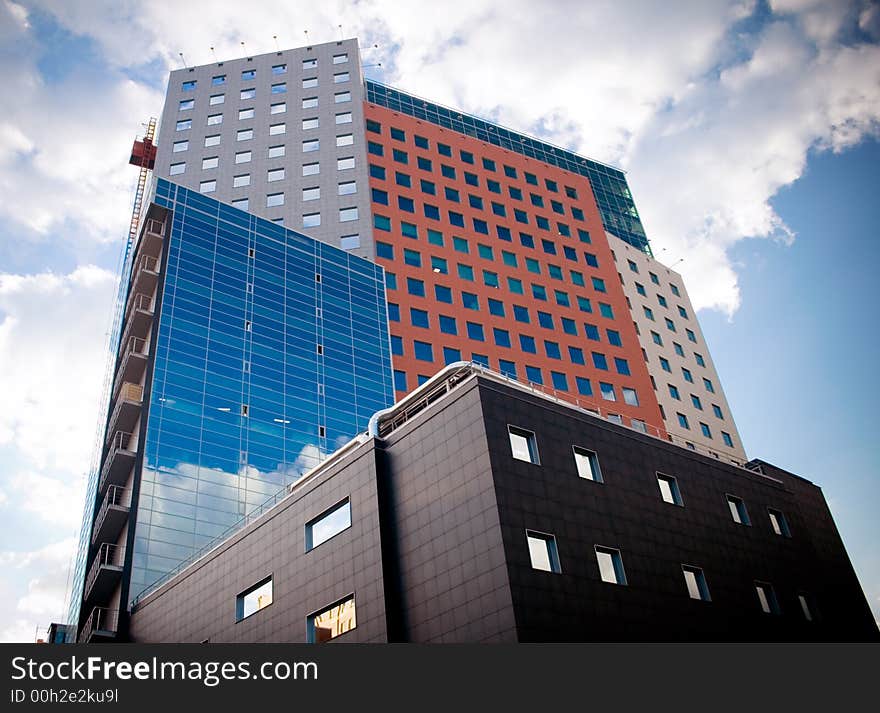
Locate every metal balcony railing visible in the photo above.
<box><xmin>78</xmin><ymin>607</ymin><xmax>119</xmax><ymax>643</ymax></box>
<box><xmin>91</xmin><ymin>485</ymin><xmax>131</xmax><ymax>544</ymax></box>
<box><xmin>113</xmin><ymin>336</ymin><xmax>148</xmax><ymax>395</ymax></box>
<box><xmin>84</xmin><ymin>543</ymin><xmax>124</xmax><ymax>602</ymax></box>
<box><xmin>98</xmin><ymin>431</ymin><xmax>136</xmax><ymax>492</ymax></box>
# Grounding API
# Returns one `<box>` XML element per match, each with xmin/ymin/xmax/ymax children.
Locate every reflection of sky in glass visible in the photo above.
<box><xmin>527</xmin><ymin>534</ymin><xmax>552</xmax><ymax>572</ymax></box>
<box><xmin>308</xmin><ymin>500</ymin><xmax>351</xmax><ymax>550</ymax></box>
<box><xmin>596</xmin><ymin>549</ymin><xmax>618</xmax><ymax>583</ymax></box>
<box><xmin>130</xmin><ymin>180</ymin><xmax>393</xmax><ymax>602</ymax></box>
<box><xmin>241</xmin><ymin>579</ymin><xmax>273</xmax><ymax>619</ymax></box>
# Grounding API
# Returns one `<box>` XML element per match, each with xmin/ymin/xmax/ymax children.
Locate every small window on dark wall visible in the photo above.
<box><xmin>508</xmin><ymin>425</ymin><xmax>539</xmax><ymax>464</ymax></box>
<box><xmin>573</xmin><ymin>446</ymin><xmax>602</xmax><ymax>482</ymax></box>
<box><xmin>526</xmin><ymin>530</ymin><xmax>561</xmax><ymax>573</ymax></box>
<box><xmin>236</xmin><ymin>576</ymin><xmax>273</xmax><ymax>621</ymax></box>
<box><xmin>305</xmin><ymin>498</ymin><xmax>352</xmax><ymax>551</ymax></box>
<box><xmin>307</xmin><ymin>594</ymin><xmax>357</xmax><ymax>643</ymax></box>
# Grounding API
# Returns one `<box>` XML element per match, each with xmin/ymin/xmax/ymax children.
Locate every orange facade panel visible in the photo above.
<box><xmin>364</xmin><ymin>102</ymin><xmax>665</xmax><ymax>435</ymax></box>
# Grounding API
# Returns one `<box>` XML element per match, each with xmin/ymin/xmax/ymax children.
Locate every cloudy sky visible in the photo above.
<box><xmin>0</xmin><ymin>0</ymin><xmax>878</xmax><ymax>641</ymax></box>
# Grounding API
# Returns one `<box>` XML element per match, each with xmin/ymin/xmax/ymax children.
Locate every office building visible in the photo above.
<box><xmin>71</xmin><ymin>179</ymin><xmax>393</xmax><ymax>642</ymax></box>
<box><xmin>127</xmin><ymin>365</ymin><xmax>877</xmax><ymax>642</ymax></box>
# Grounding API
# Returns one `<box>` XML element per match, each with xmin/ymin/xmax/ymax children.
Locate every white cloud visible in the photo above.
<box><xmin>0</xmin><ymin>266</ymin><xmax>117</xmax><ymax>473</ymax></box>
<box><xmin>0</xmin><ymin>537</ymin><xmax>75</xmax><ymax>642</ymax></box>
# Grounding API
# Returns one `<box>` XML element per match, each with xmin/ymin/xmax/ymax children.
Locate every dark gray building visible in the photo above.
<box><xmin>128</xmin><ymin>364</ymin><xmax>877</xmax><ymax>642</ymax></box>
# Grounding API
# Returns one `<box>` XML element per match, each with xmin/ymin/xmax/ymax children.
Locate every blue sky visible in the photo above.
<box><xmin>0</xmin><ymin>0</ymin><xmax>878</xmax><ymax>641</ymax></box>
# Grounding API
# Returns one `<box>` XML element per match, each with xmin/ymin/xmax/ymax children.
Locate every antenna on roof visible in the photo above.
<box><xmin>240</xmin><ymin>41</ymin><xmax>247</xmax><ymax>57</ymax></box>
<box><xmin>338</xmin><ymin>24</ymin><xmax>344</xmax><ymax>40</ymax></box>
<box><xmin>670</xmin><ymin>258</ymin><xmax>684</xmax><ymax>268</ymax></box>
<box><xmin>273</xmin><ymin>35</ymin><xmax>280</xmax><ymax>51</ymax></box>
<box><xmin>360</xmin><ymin>42</ymin><xmax>379</xmax><ymax>50</ymax></box>
<box><xmin>304</xmin><ymin>29</ymin><xmax>310</xmax><ymax>42</ymax></box>
<box><xmin>178</xmin><ymin>52</ymin><xmax>188</xmax><ymax>69</ymax></box>
<box><xmin>210</xmin><ymin>46</ymin><xmax>218</xmax><ymax>62</ymax></box>
<box><xmin>363</xmin><ymin>63</ymin><xmax>382</xmax><ymax>68</ymax></box>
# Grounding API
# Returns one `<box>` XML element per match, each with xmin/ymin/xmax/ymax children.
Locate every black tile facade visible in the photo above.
<box><xmin>129</xmin><ymin>374</ymin><xmax>877</xmax><ymax>642</ymax></box>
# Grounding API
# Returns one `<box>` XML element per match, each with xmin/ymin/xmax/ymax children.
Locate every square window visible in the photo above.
<box><xmin>573</xmin><ymin>447</ymin><xmax>603</xmax><ymax>482</ymax></box>
<box><xmin>307</xmin><ymin>595</ymin><xmax>357</xmax><ymax>643</ymax></box>
<box><xmin>595</xmin><ymin>546</ymin><xmax>627</xmax><ymax>585</ymax></box>
<box><xmin>526</xmin><ymin>531</ymin><xmax>561</xmax><ymax>573</ymax></box>
<box><xmin>508</xmin><ymin>425</ymin><xmax>539</xmax><ymax>464</ymax></box>
<box><xmin>236</xmin><ymin>577</ymin><xmax>272</xmax><ymax>621</ymax></box>
<box><xmin>305</xmin><ymin>498</ymin><xmax>351</xmax><ymax>551</ymax></box>
<box><xmin>682</xmin><ymin>566</ymin><xmax>711</xmax><ymax>601</ymax></box>
<box><xmin>755</xmin><ymin>581</ymin><xmax>780</xmax><ymax>614</ymax></box>
<box><xmin>657</xmin><ymin>473</ymin><xmax>683</xmax><ymax>505</ymax></box>
<box><xmin>768</xmin><ymin>508</ymin><xmax>791</xmax><ymax>537</ymax></box>
<box><xmin>727</xmin><ymin>495</ymin><xmax>751</xmax><ymax>525</ymax></box>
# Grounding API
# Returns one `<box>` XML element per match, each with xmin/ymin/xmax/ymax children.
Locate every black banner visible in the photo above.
<box><xmin>3</xmin><ymin>643</ymin><xmax>877</xmax><ymax>710</ymax></box>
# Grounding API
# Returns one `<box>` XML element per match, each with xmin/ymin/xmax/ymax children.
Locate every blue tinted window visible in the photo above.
<box><xmin>551</xmin><ymin>372</ymin><xmax>569</xmax><ymax>391</ymax></box>
<box><xmin>415</xmin><ymin>135</ymin><xmax>429</xmax><ymax>149</ymax></box>
<box><xmin>424</xmin><ymin>204</ymin><xmax>440</xmax><ymax>220</ymax></box>
<box><xmin>599</xmin><ymin>303</ymin><xmax>614</xmax><ymax>319</ymax></box>
<box><xmin>401</xmin><ymin>222</ymin><xmax>418</xmax><ymax>238</ymax></box>
<box><xmin>403</xmin><ymin>248</ymin><xmax>421</xmax><ymax>267</ymax></box>
<box><xmin>592</xmin><ymin>352</ymin><xmax>608</xmax><ymax>370</ymax></box>
<box><xmin>449</xmin><ymin>211</ymin><xmax>465</xmax><ymax>227</ymax></box>
<box><xmin>536</xmin><ymin>215</ymin><xmax>550</xmax><ymax>230</ymax></box>
<box><xmin>499</xmin><ymin>359</ymin><xmax>517</xmax><ymax>378</ymax></box>
<box><xmin>576</xmin><ymin>377</ymin><xmax>592</xmax><ymax>396</ymax></box>
<box><xmin>614</xmin><ymin>358</ymin><xmax>630</xmax><ymax>376</ymax></box>
<box><xmin>471</xmin><ymin>353</ymin><xmax>489</xmax><ymax>367</ymax></box>
<box><xmin>525</xmin><ymin>365</ymin><xmax>542</xmax><ymax>384</ymax></box>
<box><xmin>513</xmin><ymin>305</ymin><xmax>530</xmax><ymax>323</ymax></box>
<box><xmin>519</xmin><ymin>233</ymin><xmax>535</xmax><ymax>248</ymax></box>
<box><xmin>431</xmin><ymin>256</ymin><xmax>448</xmax><ymax>274</ymax></box>
<box><xmin>488</xmin><ymin>298</ymin><xmax>505</xmax><ymax>317</ymax></box>
<box><xmin>390</xmin><ymin>127</ymin><xmax>406</xmax><ymax>141</ymax></box>
<box><xmin>531</xmin><ymin>284</ymin><xmax>547</xmax><ymax>300</ymax></box>
<box><xmin>457</xmin><ymin>263</ymin><xmax>474</xmax><ymax>280</ymax></box>
<box><xmin>421</xmin><ymin>179</ymin><xmax>436</xmax><ymax>195</ymax></box>
<box><xmin>542</xmin><ymin>239</ymin><xmax>557</xmax><ymax>255</ymax></box>
<box><xmin>466</xmin><ymin>322</ymin><xmax>484</xmax><ymax>341</ymax></box>
<box><xmin>370</xmin><ymin>164</ymin><xmax>386</xmax><ymax>180</ymax></box>
<box><xmin>393</xmin><ymin>148</ymin><xmax>408</xmax><ymax>164</ymax></box>
<box><xmin>496</xmin><ymin>225</ymin><xmax>512</xmax><ymax>241</ymax></box>
<box><xmin>568</xmin><ymin>346</ymin><xmax>585</xmax><ymax>365</ymax></box>
<box><xmin>577</xmin><ymin>296</ymin><xmax>592</xmax><ymax>313</ymax></box>
<box><xmin>407</xmin><ymin>277</ymin><xmax>425</xmax><ymax>297</ymax></box>
<box><xmin>398</xmin><ymin>196</ymin><xmax>415</xmax><ymax>213</ymax></box>
<box><xmin>414</xmin><ymin>341</ymin><xmax>433</xmax><ymax>361</ymax></box>
<box><xmin>435</xmin><ymin>284</ymin><xmax>452</xmax><ymax>303</ymax></box>
<box><xmin>607</xmin><ymin>330</ymin><xmax>622</xmax><ymax>347</ymax></box>
<box><xmin>368</xmin><ymin>141</ymin><xmax>384</xmax><ymax>156</ymax></box>
<box><xmin>438</xmin><ymin>142</ymin><xmax>452</xmax><ymax>156</ymax></box>
<box><xmin>366</xmin><ymin>119</ymin><xmax>381</xmax><ymax>133</ymax></box>
<box><xmin>507</xmin><ymin>277</ymin><xmax>524</xmax><ymax>294</ymax></box>
<box><xmin>465</xmin><ymin>172</ymin><xmax>479</xmax><ymax>186</ymax></box>
<box><xmin>483</xmin><ymin>270</ymin><xmax>499</xmax><ymax>288</ymax></box>
<box><xmin>519</xmin><ymin>335</ymin><xmax>536</xmax><ymax>353</ymax></box>
<box><xmin>577</xmin><ymin>229</ymin><xmax>591</xmax><ymax>243</ymax></box>
<box><xmin>443</xmin><ymin>346</ymin><xmax>461</xmax><ymax>364</ymax></box>
<box><xmin>600</xmin><ymin>382</ymin><xmax>615</xmax><ymax>401</ymax></box>
<box><xmin>584</xmin><ymin>323</ymin><xmax>600</xmax><ymax>341</ymax></box>
<box><xmin>395</xmin><ymin>171</ymin><xmax>411</xmax><ymax>188</ymax></box>
<box><xmin>410</xmin><ymin>308</ymin><xmax>429</xmax><ymax>328</ymax></box>
<box><xmin>417</xmin><ymin>156</ymin><xmax>432</xmax><ymax>171</ymax></box>
<box><xmin>570</xmin><ymin>270</ymin><xmax>585</xmax><ymax>287</ymax></box>
<box><xmin>561</xmin><ymin>317</ymin><xmax>577</xmax><ymax>335</ymax></box>
<box><xmin>462</xmin><ymin>292</ymin><xmax>479</xmax><ymax>310</ymax></box>
<box><xmin>374</xmin><ymin>214</ymin><xmax>391</xmax><ymax>231</ymax></box>
<box><xmin>388</xmin><ymin>303</ymin><xmax>400</xmax><ymax>321</ymax></box>
<box><xmin>460</xmin><ymin>150</ymin><xmax>474</xmax><ymax>164</ymax></box>
<box><xmin>391</xmin><ymin>335</ymin><xmax>403</xmax><ymax>355</ymax></box>
<box><xmin>488</xmin><ymin>179</ymin><xmax>501</xmax><ymax>193</ymax></box>
<box><xmin>493</xmin><ymin>328</ymin><xmax>511</xmax><ymax>348</ymax></box>
<box><xmin>538</xmin><ymin>312</ymin><xmax>554</xmax><ymax>329</ymax></box>
<box><xmin>473</xmin><ymin>218</ymin><xmax>489</xmax><ymax>234</ymax></box>
<box><xmin>439</xmin><ymin>315</ymin><xmax>457</xmax><ymax>335</ymax></box>
<box><xmin>554</xmin><ymin>290</ymin><xmax>570</xmax><ymax>307</ymax></box>
<box><xmin>592</xmin><ymin>277</ymin><xmax>606</xmax><ymax>292</ymax></box>
<box><xmin>394</xmin><ymin>370</ymin><xmax>407</xmax><ymax>391</ymax></box>
<box><xmin>514</xmin><ymin>209</ymin><xmax>528</xmax><ymax>224</ymax></box>
<box><xmin>441</xmin><ymin>164</ymin><xmax>456</xmax><ymax>179</ymax></box>
<box><xmin>544</xmin><ymin>341</ymin><xmax>561</xmax><ymax>359</ymax></box>
<box><xmin>504</xmin><ymin>165</ymin><xmax>517</xmax><ymax>178</ymax></box>
<box><xmin>376</xmin><ymin>241</ymin><xmax>394</xmax><ymax>259</ymax></box>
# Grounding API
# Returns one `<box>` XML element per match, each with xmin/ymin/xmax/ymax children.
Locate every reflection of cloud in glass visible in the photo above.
<box><xmin>133</xmin><ymin>442</ymin><xmax>328</xmax><ymax>600</ymax></box>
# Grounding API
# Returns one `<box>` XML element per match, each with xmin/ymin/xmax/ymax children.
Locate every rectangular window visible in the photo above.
<box><xmin>526</xmin><ymin>531</ymin><xmax>561</xmax><ymax>573</ymax></box>
<box><xmin>266</xmin><ymin>192</ymin><xmax>284</xmax><ymax>207</ymax></box>
<box><xmin>169</xmin><ymin>162</ymin><xmax>185</xmax><ymax>175</ymax></box>
<box><xmin>199</xmin><ymin>180</ymin><xmax>216</xmax><ymax>194</ymax></box>
<box><xmin>269</xmin><ymin>123</ymin><xmax>286</xmax><ymax>135</ymax></box>
<box><xmin>336</xmin><ymin>112</ymin><xmax>353</xmax><ymax>124</ymax></box>
<box><xmin>573</xmin><ymin>447</ymin><xmax>603</xmax><ymax>482</ymax></box>
<box><xmin>798</xmin><ymin>593</ymin><xmax>816</xmax><ymax>622</ymax></box>
<box><xmin>657</xmin><ymin>473</ymin><xmax>683</xmax><ymax>505</ymax></box>
<box><xmin>235</xmin><ymin>151</ymin><xmax>251</xmax><ymax>164</ymax></box>
<box><xmin>302</xmin><ymin>186</ymin><xmax>320</xmax><ymax>201</ymax></box>
<box><xmin>307</xmin><ymin>595</ymin><xmax>357</xmax><ymax>643</ymax></box>
<box><xmin>727</xmin><ymin>495</ymin><xmax>751</xmax><ymax>525</ymax></box>
<box><xmin>338</xmin><ymin>181</ymin><xmax>356</xmax><ymax>195</ymax></box>
<box><xmin>333</xmin><ymin>53</ymin><xmax>349</xmax><ymax>64</ymax></box>
<box><xmin>508</xmin><ymin>425</ymin><xmax>539</xmax><ymax>464</ymax></box>
<box><xmin>755</xmin><ymin>581</ymin><xmax>780</xmax><ymax>614</ymax></box>
<box><xmin>595</xmin><ymin>546</ymin><xmax>627</xmax><ymax>585</ymax></box>
<box><xmin>233</xmin><ymin>174</ymin><xmax>250</xmax><ymax>188</ymax></box>
<box><xmin>333</xmin><ymin>72</ymin><xmax>350</xmax><ymax>83</ymax></box>
<box><xmin>768</xmin><ymin>508</ymin><xmax>791</xmax><ymax>537</ymax></box>
<box><xmin>175</xmin><ymin>119</ymin><xmax>191</xmax><ymax>131</ymax></box>
<box><xmin>683</xmin><ymin>566</ymin><xmax>711</xmax><ymax>601</ymax></box>
<box><xmin>337</xmin><ymin>134</ymin><xmax>354</xmax><ymax>146</ymax></box>
<box><xmin>303</xmin><ymin>212</ymin><xmax>320</xmax><ymax>227</ymax></box>
<box><xmin>267</xmin><ymin>167</ymin><xmax>285</xmax><ymax>183</ymax></box>
<box><xmin>207</xmin><ymin>113</ymin><xmax>222</xmax><ymax>125</ymax></box>
<box><xmin>236</xmin><ymin>577</ymin><xmax>273</xmax><ymax>621</ymax></box>
<box><xmin>271</xmin><ymin>82</ymin><xmax>287</xmax><ymax>94</ymax></box>
<box><xmin>303</xmin><ymin>139</ymin><xmax>320</xmax><ymax>153</ymax></box>
<box><xmin>305</xmin><ymin>498</ymin><xmax>352</xmax><ymax>551</ymax></box>
<box><xmin>340</xmin><ymin>207</ymin><xmax>358</xmax><ymax>222</ymax></box>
